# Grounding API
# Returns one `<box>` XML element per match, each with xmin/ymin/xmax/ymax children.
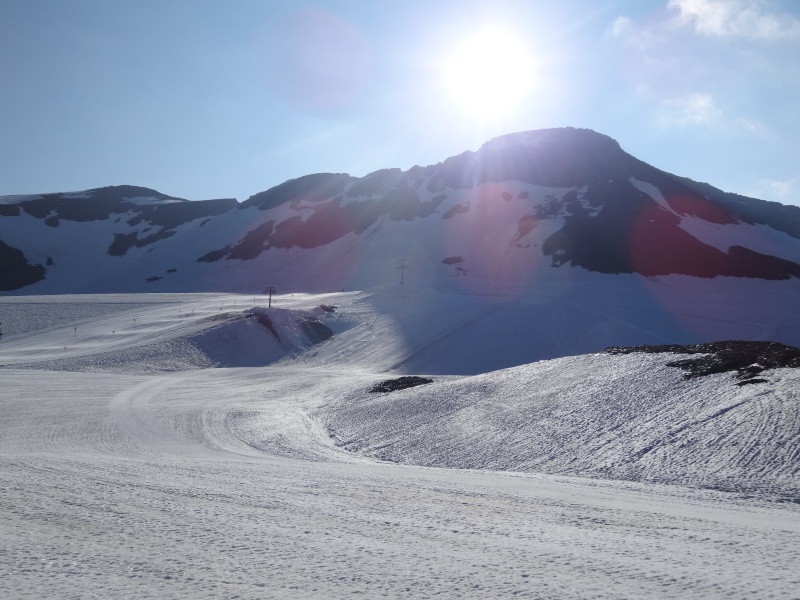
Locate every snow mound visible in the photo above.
<box><xmin>318</xmin><ymin>351</ymin><xmax>800</xmax><ymax>497</ymax></box>
<box><xmin>0</xmin><ymin>303</ymin><xmax>334</xmax><ymax>373</ymax></box>
<box><xmin>188</xmin><ymin>306</ymin><xmax>334</xmax><ymax>368</ymax></box>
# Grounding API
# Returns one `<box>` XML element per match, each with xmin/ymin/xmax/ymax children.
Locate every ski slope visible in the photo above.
<box><xmin>1</xmin><ymin>290</ymin><xmax>799</xmax><ymax>599</ymax></box>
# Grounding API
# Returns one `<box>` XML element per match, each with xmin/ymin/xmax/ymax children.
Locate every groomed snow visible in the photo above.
<box><xmin>1</xmin><ymin>291</ymin><xmax>799</xmax><ymax>599</ymax></box>
<box><xmin>320</xmin><ymin>353</ymin><xmax>800</xmax><ymax>497</ymax></box>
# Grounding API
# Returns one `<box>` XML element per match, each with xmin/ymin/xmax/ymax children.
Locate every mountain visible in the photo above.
<box><xmin>2</xmin><ymin>128</ymin><xmax>800</xmax><ymax>294</ymax></box>
<box><xmin>2</xmin><ymin>127</ymin><xmax>800</xmax><ymax>363</ymax></box>
<box><xmin>0</xmin><ymin>185</ymin><xmax>237</xmax><ymax>292</ymax></box>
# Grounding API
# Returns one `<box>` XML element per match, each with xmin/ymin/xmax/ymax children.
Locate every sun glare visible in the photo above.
<box><xmin>443</xmin><ymin>28</ymin><xmax>534</xmax><ymax>118</ymax></box>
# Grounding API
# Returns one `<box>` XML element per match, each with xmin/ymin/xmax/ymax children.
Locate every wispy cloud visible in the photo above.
<box><xmin>668</xmin><ymin>0</ymin><xmax>800</xmax><ymax>41</ymax></box>
<box><xmin>734</xmin><ymin>117</ymin><xmax>770</xmax><ymax>137</ymax></box>
<box><xmin>610</xmin><ymin>16</ymin><xmax>634</xmax><ymax>38</ymax></box>
<box><xmin>661</xmin><ymin>93</ymin><xmax>722</xmax><ymax>125</ymax></box>
<box><xmin>746</xmin><ymin>177</ymin><xmax>799</xmax><ymax>203</ymax></box>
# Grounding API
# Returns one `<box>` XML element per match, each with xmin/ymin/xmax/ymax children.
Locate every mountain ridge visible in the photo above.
<box><xmin>2</xmin><ymin>126</ymin><xmax>799</xmax><ymax>296</ymax></box>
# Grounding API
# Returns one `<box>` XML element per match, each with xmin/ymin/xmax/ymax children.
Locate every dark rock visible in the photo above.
<box><xmin>17</xmin><ymin>186</ymin><xmax>235</xmax><ymax>232</ymax></box>
<box><xmin>108</xmin><ymin>229</ymin><xmax>175</xmax><ymax>257</ymax></box>
<box><xmin>197</xmin><ymin>246</ymin><xmax>230</xmax><ymax>263</ymax></box>
<box><xmin>125</xmin><ymin>197</ymin><xmax>236</xmax><ymax>230</ymax></box>
<box><xmin>347</xmin><ymin>168</ymin><xmax>403</xmax><ymax>197</ymax></box>
<box><xmin>0</xmin><ymin>239</ymin><xmax>45</xmax><ymax>290</ymax></box>
<box><xmin>605</xmin><ymin>341</ymin><xmax>800</xmax><ymax>381</ymax></box>
<box><xmin>370</xmin><ymin>376</ymin><xmax>434</xmax><ymax>393</ymax></box>
<box><xmin>539</xmin><ymin>176</ymin><xmax>800</xmax><ymax>279</ymax></box>
<box><xmin>223</xmin><ymin>186</ymin><xmax>447</xmax><ymax>258</ymax></box>
<box><xmin>736</xmin><ymin>378</ymin><xmax>768</xmax><ymax>386</ymax></box>
<box><xmin>298</xmin><ymin>318</ymin><xmax>334</xmax><ymax>344</ymax></box>
<box><xmin>442</xmin><ymin>203</ymin><xmax>469</xmax><ymax>219</ymax></box>
<box><xmin>20</xmin><ymin>186</ymin><xmax>172</xmax><ymax>221</ymax></box>
<box><xmin>514</xmin><ymin>216</ymin><xmax>538</xmax><ymax>244</ymax></box>
<box><xmin>387</xmin><ymin>182</ymin><xmax>423</xmax><ymax>221</ymax></box>
<box><xmin>0</xmin><ymin>204</ymin><xmax>20</xmax><ymax>217</ymax></box>
<box><xmin>109</xmin><ymin>233</ymin><xmax>138</xmax><ymax>256</ymax></box>
<box><xmin>426</xmin><ymin>151</ymin><xmax>476</xmax><ymax>192</ymax></box>
<box><xmin>242</xmin><ymin>173</ymin><xmax>353</xmax><ymax>211</ymax></box>
<box><xmin>677</xmin><ymin>177</ymin><xmax>800</xmax><ymax>240</ymax></box>
<box><xmin>227</xmin><ymin>221</ymin><xmax>275</xmax><ymax>259</ymax></box>
<box><xmin>416</xmin><ymin>191</ymin><xmax>447</xmax><ymax>218</ymax></box>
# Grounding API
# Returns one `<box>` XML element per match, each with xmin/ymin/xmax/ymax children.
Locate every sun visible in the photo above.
<box><xmin>442</xmin><ymin>28</ymin><xmax>534</xmax><ymax>118</ymax></box>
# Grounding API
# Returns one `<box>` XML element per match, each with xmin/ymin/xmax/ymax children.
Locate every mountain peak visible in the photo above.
<box><xmin>480</xmin><ymin>127</ymin><xmax>622</xmax><ymax>153</ymax></box>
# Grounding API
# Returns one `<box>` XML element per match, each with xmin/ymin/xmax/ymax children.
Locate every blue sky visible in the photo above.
<box><xmin>1</xmin><ymin>0</ymin><xmax>799</xmax><ymax>206</ymax></box>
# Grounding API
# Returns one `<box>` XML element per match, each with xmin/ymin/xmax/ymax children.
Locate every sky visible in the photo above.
<box><xmin>1</xmin><ymin>0</ymin><xmax>799</xmax><ymax>206</ymax></box>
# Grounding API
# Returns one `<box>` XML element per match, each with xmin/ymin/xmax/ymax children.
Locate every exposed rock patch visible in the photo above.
<box><xmin>299</xmin><ymin>318</ymin><xmax>334</xmax><ymax>345</ymax></box>
<box><xmin>0</xmin><ymin>204</ymin><xmax>20</xmax><ymax>217</ymax></box>
<box><xmin>0</xmin><ymin>240</ymin><xmax>45</xmax><ymax>291</ymax></box>
<box><xmin>370</xmin><ymin>376</ymin><xmax>434</xmax><ymax>393</ymax></box>
<box><xmin>108</xmin><ymin>230</ymin><xmax>176</xmax><ymax>257</ymax></box>
<box><xmin>605</xmin><ymin>341</ymin><xmax>800</xmax><ymax>382</ymax></box>
<box><xmin>241</xmin><ymin>173</ymin><xmax>353</xmax><ymax>211</ymax></box>
<box><xmin>442</xmin><ymin>202</ymin><xmax>469</xmax><ymax>219</ymax></box>
<box><xmin>197</xmin><ymin>245</ymin><xmax>231</xmax><ymax>263</ymax></box>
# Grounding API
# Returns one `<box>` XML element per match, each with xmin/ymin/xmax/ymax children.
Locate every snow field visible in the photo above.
<box><xmin>320</xmin><ymin>353</ymin><xmax>800</xmax><ymax>497</ymax></box>
<box><xmin>1</xmin><ymin>292</ymin><xmax>799</xmax><ymax>598</ymax></box>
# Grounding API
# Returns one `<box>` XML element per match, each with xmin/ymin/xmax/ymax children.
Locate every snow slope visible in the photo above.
<box><xmin>319</xmin><ymin>352</ymin><xmax>800</xmax><ymax>496</ymax></box>
<box><xmin>1</xmin><ymin>291</ymin><xmax>799</xmax><ymax>598</ymax></box>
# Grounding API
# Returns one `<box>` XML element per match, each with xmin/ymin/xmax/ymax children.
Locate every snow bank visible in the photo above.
<box><xmin>0</xmin><ymin>298</ymin><xmax>336</xmax><ymax>372</ymax></box>
<box><xmin>319</xmin><ymin>351</ymin><xmax>800</xmax><ymax>497</ymax></box>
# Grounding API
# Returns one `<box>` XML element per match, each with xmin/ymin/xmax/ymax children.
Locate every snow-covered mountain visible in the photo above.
<box><xmin>3</xmin><ymin>128</ymin><xmax>800</xmax><ymax>362</ymax></box>
<box><xmin>3</xmin><ymin>127</ymin><xmax>799</xmax><ymax>294</ymax></box>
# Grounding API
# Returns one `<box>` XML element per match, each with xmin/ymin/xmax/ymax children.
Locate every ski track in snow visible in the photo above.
<box><xmin>319</xmin><ymin>354</ymin><xmax>800</xmax><ymax>497</ymax></box>
<box><xmin>1</xmin><ymin>292</ymin><xmax>799</xmax><ymax>599</ymax></box>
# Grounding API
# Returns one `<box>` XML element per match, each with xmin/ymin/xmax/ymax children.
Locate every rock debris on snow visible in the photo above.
<box><xmin>606</xmin><ymin>340</ymin><xmax>800</xmax><ymax>382</ymax></box>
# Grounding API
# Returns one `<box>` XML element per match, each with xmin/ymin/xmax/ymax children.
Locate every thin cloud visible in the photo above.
<box><xmin>661</xmin><ymin>93</ymin><xmax>722</xmax><ymax>125</ymax></box>
<box><xmin>668</xmin><ymin>0</ymin><xmax>800</xmax><ymax>41</ymax></box>
<box><xmin>743</xmin><ymin>177</ymin><xmax>800</xmax><ymax>206</ymax></box>
<box><xmin>735</xmin><ymin>117</ymin><xmax>770</xmax><ymax>137</ymax></box>
<box><xmin>747</xmin><ymin>177</ymin><xmax>799</xmax><ymax>203</ymax></box>
<box><xmin>610</xmin><ymin>16</ymin><xmax>634</xmax><ymax>38</ymax></box>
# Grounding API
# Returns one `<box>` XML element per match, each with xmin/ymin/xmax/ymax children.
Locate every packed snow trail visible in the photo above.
<box><xmin>1</xmin><ymin>293</ymin><xmax>799</xmax><ymax>598</ymax></box>
<box><xmin>1</xmin><ymin>368</ymin><xmax>799</xmax><ymax>600</ymax></box>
